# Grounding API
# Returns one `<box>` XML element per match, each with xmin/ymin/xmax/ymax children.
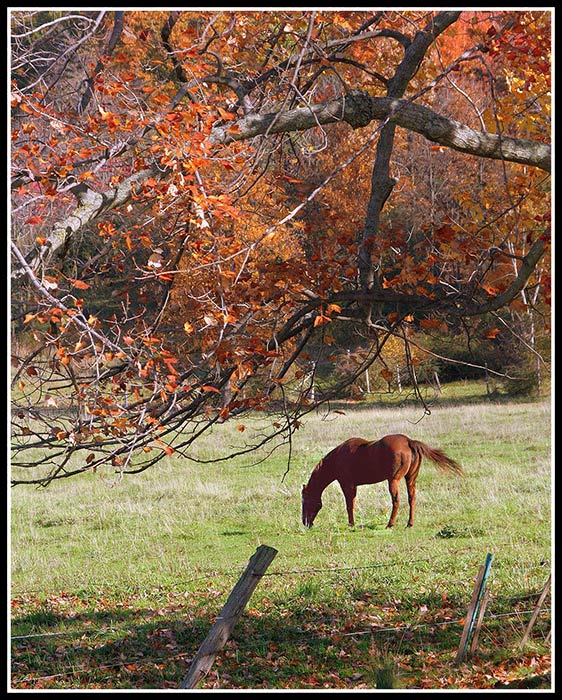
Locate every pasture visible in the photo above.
<box><xmin>10</xmin><ymin>388</ymin><xmax>552</xmax><ymax>689</ymax></box>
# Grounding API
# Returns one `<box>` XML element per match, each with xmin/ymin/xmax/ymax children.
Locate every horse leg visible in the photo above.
<box><xmin>386</xmin><ymin>479</ymin><xmax>400</xmax><ymax>528</ymax></box>
<box><xmin>405</xmin><ymin>474</ymin><xmax>417</xmax><ymax>527</ymax></box>
<box><xmin>340</xmin><ymin>482</ymin><xmax>357</xmax><ymax>527</ymax></box>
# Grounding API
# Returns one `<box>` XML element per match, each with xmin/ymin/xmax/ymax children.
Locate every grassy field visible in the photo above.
<box><xmin>10</xmin><ymin>383</ymin><xmax>552</xmax><ymax>689</ymax></box>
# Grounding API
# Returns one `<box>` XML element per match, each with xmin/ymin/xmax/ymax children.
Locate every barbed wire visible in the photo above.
<box><xmin>11</xmin><ymin>605</ymin><xmax>551</xmax><ymax>643</ymax></box>
<box><xmin>11</xmin><ymin>607</ymin><xmax>551</xmax><ymax>687</ymax></box>
<box><xmin>10</xmin><ymin>553</ymin><xmax>550</xmax><ymax>596</ymax></box>
<box><xmin>11</xmin><ymin>556</ymin><xmax>550</xmax><ymax>640</ymax></box>
<box><xmin>12</xmin><ymin>650</ymin><xmax>192</xmax><ymax>686</ymax></box>
<box><xmin>11</xmin><ymin>553</ymin><xmax>551</xmax><ymax>691</ymax></box>
<box><xmin>10</xmin><ymin>572</ymin><xmax>231</xmax><ymax>597</ymax></box>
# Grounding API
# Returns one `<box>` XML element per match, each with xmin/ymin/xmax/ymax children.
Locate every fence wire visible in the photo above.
<box><xmin>11</xmin><ymin>556</ymin><xmax>551</xmax><ymax>687</ymax></box>
<box><xmin>11</xmin><ymin>605</ymin><xmax>551</xmax><ymax>686</ymax></box>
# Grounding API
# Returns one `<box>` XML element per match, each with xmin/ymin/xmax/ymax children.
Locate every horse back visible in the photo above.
<box><xmin>330</xmin><ymin>436</ymin><xmax>411</xmax><ymax>486</ymax></box>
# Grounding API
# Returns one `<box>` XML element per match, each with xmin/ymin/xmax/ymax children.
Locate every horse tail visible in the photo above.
<box><xmin>409</xmin><ymin>439</ymin><xmax>464</xmax><ymax>476</ymax></box>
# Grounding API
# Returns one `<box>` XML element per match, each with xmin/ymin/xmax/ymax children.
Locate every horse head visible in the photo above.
<box><xmin>301</xmin><ymin>484</ymin><xmax>322</xmax><ymax>528</ymax></box>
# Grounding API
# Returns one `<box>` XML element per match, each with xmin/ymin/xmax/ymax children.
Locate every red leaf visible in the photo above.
<box><xmin>25</xmin><ymin>215</ymin><xmax>44</xmax><ymax>225</ymax></box>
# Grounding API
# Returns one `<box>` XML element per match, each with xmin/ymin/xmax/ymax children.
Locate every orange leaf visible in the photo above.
<box><xmin>98</xmin><ymin>106</ymin><xmax>114</xmax><ymax>120</ymax></box>
<box><xmin>314</xmin><ymin>314</ymin><xmax>331</xmax><ymax>327</ymax></box>
<box><xmin>485</xmin><ymin>328</ymin><xmax>500</xmax><ymax>338</ymax></box>
<box><xmin>70</xmin><ymin>278</ymin><xmax>90</xmax><ymax>290</ymax></box>
<box><xmin>379</xmin><ymin>368</ymin><xmax>393</xmax><ymax>382</ymax></box>
<box><xmin>420</xmin><ymin>318</ymin><xmax>442</xmax><ymax>330</ymax></box>
<box><xmin>217</xmin><ymin>106</ymin><xmax>236</xmax><ymax>120</ymax></box>
<box><xmin>382</xmin><ymin>276</ymin><xmax>400</xmax><ymax>289</ymax></box>
<box><xmin>163</xmin><ymin>357</ymin><xmax>179</xmax><ymax>375</ymax></box>
<box><xmin>200</xmin><ymin>385</ymin><xmax>220</xmax><ymax>393</ymax></box>
<box><xmin>509</xmin><ymin>298</ymin><xmax>528</xmax><ymax>312</ymax></box>
<box><xmin>154</xmin><ymin>439</ymin><xmax>174</xmax><ymax>455</ymax></box>
<box><xmin>43</xmin><ymin>276</ymin><xmax>58</xmax><ymax>290</ymax></box>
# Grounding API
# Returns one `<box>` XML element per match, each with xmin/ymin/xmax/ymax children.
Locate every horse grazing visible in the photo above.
<box><xmin>301</xmin><ymin>434</ymin><xmax>464</xmax><ymax>529</ymax></box>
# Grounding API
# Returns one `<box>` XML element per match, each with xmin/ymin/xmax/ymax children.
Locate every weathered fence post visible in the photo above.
<box><xmin>468</xmin><ymin>587</ymin><xmax>490</xmax><ymax>657</ymax></box>
<box><xmin>455</xmin><ymin>553</ymin><xmax>494</xmax><ymax>664</ymax></box>
<box><xmin>179</xmin><ymin>544</ymin><xmax>278</xmax><ymax>689</ymax></box>
<box><xmin>519</xmin><ymin>574</ymin><xmax>551</xmax><ymax>649</ymax></box>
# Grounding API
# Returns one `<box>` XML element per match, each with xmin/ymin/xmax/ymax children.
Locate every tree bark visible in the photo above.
<box><xmin>357</xmin><ymin>11</ymin><xmax>462</xmax><ymax>307</ymax></box>
<box><xmin>209</xmin><ymin>93</ymin><xmax>550</xmax><ymax>173</ymax></box>
<box><xmin>12</xmin><ymin>167</ymin><xmax>154</xmax><ymax>278</ymax></box>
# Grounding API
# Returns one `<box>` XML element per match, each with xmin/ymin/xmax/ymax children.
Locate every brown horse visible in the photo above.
<box><xmin>301</xmin><ymin>434</ymin><xmax>464</xmax><ymax>529</ymax></box>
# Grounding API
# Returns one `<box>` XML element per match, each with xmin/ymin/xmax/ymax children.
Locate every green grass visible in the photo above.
<box><xmin>10</xmin><ymin>386</ymin><xmax>552</xmax><ymax>689</ymax></box>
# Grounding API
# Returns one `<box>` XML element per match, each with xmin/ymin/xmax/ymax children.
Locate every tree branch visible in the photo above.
<box><xmin>11</xmin><ymin>167</ymin><xmax>154</xmax><ymax>278</ymax></box>
<box><xmin>78</xmin><ymin>11</ymin><xmax>124</xmax><ymax>113</ymax></box>
<box><xmin>209</xmin><ymin>91</ymin><xmax>550</xmax><ymax>172</ymax></box>
<box><xmin>461</xmin><ymin>239</ymin><xmax>546</xmax><ymax>316</ymax></box>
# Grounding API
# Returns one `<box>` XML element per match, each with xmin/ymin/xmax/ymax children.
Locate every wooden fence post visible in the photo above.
<box><xmin>468</xmin><ymin>587</ymin><xmax>490</xmax><ymax>657</ymax></box>
<box><xmin>455</xmin><ymin>553</ymin><xmax>493</xmax><ymax>664</ymax></box>
<box><xmin>179</xmin><ymin>544</ymin><xmax>278</xmax><ymax>689</ymax></box>
<box><xmin>519</xmin><ymin>575</ymin><xmax>551</xmax><ymax>649</ymax></box>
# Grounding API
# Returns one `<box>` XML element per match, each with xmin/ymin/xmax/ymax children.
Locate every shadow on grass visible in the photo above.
<box><xmin>312</xmin><ymin>391</ymin><xmax>545</xmax><ymax>415</ymax></box>
<box><xmin>10</xmin><ymin>586</ymin><xmax>551</xmax><ymax>690</ymax></box>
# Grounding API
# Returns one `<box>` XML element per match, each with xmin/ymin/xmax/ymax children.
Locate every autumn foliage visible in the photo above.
<box><xmin>10</xmin><ymin>10</ymin><xmax>551</xmax><ymax>485</ymax></box>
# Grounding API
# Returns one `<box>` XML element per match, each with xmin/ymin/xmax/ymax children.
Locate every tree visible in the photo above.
<box><xmin>10</xmin><ymin>10</ymin><xmax>551</xmax><ymax>486</ymax></box>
